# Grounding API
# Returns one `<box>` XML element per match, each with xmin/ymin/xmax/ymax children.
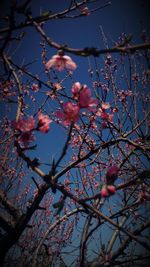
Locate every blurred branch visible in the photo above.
<box><xmin>0</xmin><ymin>0</ymin><xmax>92</xmax><ymax>34</ymax></box>
<box><xmin>2</xmin><ymin>54</ymin><xmax>23</xmax><ymax>121</ymax></box>
<box><xmin>31</xmin><ymin>17</ymin><xmax>150</xmax><ymax>57</ymax></box>
<box><xmin>0</xmin><ymin>214</ymin><xmax>15</xmax><ymax>234</ymax></box>
<box><xmin>110</xmin><ymin>220</ymin><xmax>150</xmax><ymax>263</ymax></box>
<box><xmin>0</xmin><ymin>190</ymin><xmax>21</xmax><ymax>220</ymax></box>
<box><xmin>32</xmin><ymin>207</ymin><xmax>83</xmax><ymax>267</ymax></box>
<box><xmin>79</xmin><ymin>215</ymin><xmax>93</xmax><ymax>267</ymax></box>
<box><xmin>106</xmin><ymin>215</ymin><xmax>127</xmax><ymax>254</ymax></box>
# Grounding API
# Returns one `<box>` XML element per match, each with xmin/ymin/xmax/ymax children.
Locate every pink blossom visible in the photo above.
<box><xmin>53</xmin><ymin>83</ymin><xmax>62</xmax><ymax>90</ymax></box>
<box><xmin>31</xmin><ymin>83</ymin><xmax>39</xmax><ymax>92</ymax></box>
<box><xmin>80</xmin><ymin>6</ymin><xmax>90</xmax><ymax>16</ymax></box>
<box><xmin>101</xmin><ymin>102</ymin><xmax>110</xmax><ymax>110</ymax></box>
<box><xmin>57</xmin><ymin>102</ymin><xmax>80</xmax><ymax>125</ymax></box>
<box><xmin>71</xmin><ymin>82</ymin><xmax>82</xmax><ymax>99</ymax></box>
<box><xmin>45</xmin><ymin>53</ymin><xmax>77</xmax><ymax>71</ymax></box>
<box><xmin>72</xmin><ymin>82</ymin><xmax>98</xmax><ymax>110</ymax></box>
<box><xmin>38</xmin><ymin>112</ymin><xmax>52</xmax><ymax>133</ymax></box>
<box><xmin>96</xmin><ymin>108</ymin><xmax>113</xmax><ymax>122</ymax></box>
<box><xmin>12</xmin><ymin>116</ymin><xmax>36</xmax><ymax>132</ymax></box>
<box><xmin>106</xmin><ymin>165</ymin><xmax>119</xmax><ymax>184</ymax></box>
<box><xmin>12</xmin><ymin>116</ymin><xmax>36</xmax><ymax>147</ymax></box>
<box><xmin>79</xmin><ymin>87</ymin><xmax>98</xmax><ymax>110</ymax></box>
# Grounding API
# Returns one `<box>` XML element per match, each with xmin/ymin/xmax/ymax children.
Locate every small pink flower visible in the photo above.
<box><xmin>101</xmin><ymin>102</ymin><xmax>110</xmax><ymax>110</ymax></box>
<box><xmin>101</xmin><ymin>185</ymin><xmax>109</xmax><ymax>197</ymax></box>
<box><xmin>57</xmin><ymin>102</ymin><xmax>80</xmax><ymax>125</ymax></box>
<box><xmin>12</xmin><ymin>116</ymin><xmax>36</xmax><ymax>132</ymax></box>
<box><xmin>94</xmin><ymin>182</ymin><xmax>100</xmax><ymax>190</ymax></box>
<box><xmin>45</xmin><ymin>53</ymin><xmax>77</xmax><ymax>71</ymax></box>
<box><xmin>106</xmin><ymin>165</ymin><xmax>119</xmax><ymax>184</ymax></box>
<box><xmin>80</xmin><ymin>6</ymin><xmax>90</xmax><ymax>16</ymax></box>
<box><xmin>53</xmin><ymin>83</ymin><xmax>62</xmax><ymax>90</ymax></box>
<box><xmin>38</xmin><ymin>112</ymin><xmax>52</xmax><ymax>133</ymax></box>
<box><xmin>31</xmin><ymin>83</ymin><xmax>39</xmax><ymax>92</ymax></box>
<box><xmin>96</xmin><ymin>109</ymin><xmax>113</xmax><ymax>122</ymax></box>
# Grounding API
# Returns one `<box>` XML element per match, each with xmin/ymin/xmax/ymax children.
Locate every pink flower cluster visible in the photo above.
<box><xmin>12</xmin><ymin>113</ymin><xmax>52</xmax><ymax>146</ymax></box>
<box><xmin>117</xmin><ymin>90</ymin><xmax>132</xmax><ymax>102</ymax></box>
<box><xmin>12</xmin><ymin>116</ymin><xmax>36</xmax><ymax>146</ymax></box>
<box><xmin>57</xmin><ymin>82</ymin><xmax>98</xmax><ymax>125</ymax></box>
<box><xmin>12</xmin><ymin>116</ymin><xmax>36</xmax><ymax>132</ymax></box>
<box><xmin>96</xmin><ymin>102</ymin><xmax>115</xmax><ymax>128</ymax></box>
<box><xmin>45</xmin><ymin>51</ymin><xmax>77</xmax><ymax>72</ymax></box>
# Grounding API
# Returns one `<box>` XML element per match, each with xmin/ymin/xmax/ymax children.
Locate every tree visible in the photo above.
<box><xmin>0</xmin><ymin>0</ymin><xmax>150</xmax><ymax>266</ymax></box>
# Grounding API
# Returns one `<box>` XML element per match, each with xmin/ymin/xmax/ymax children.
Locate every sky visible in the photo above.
<box><xmin>0</xmin><ymin>0</ymin><xmax>150</xmax><ymax>265</ymax></box>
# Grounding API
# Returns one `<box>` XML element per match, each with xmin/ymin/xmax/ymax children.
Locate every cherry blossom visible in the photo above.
<box><xmin>71</xmin><ymin>82</ymin><xmax>82</xmax><ymax>99</ymax></box>
<box><xmin>38</xmin><ymin>112</ymin><xmax>52</xmax><ymax>133</ymax></box>
<box><xmin>96</xmin><ymin>108</ymin><xmax>113</xmax><ymax>122</ymax></box>
<box><xmin>101</xmin><ymin>102</ymin><xmax>110</xmax><ymax>110</ymax></box>
<box><xmin>45</xmin><ymin>51</ymin><xmax>77</xmax><ymax>71</ymax></box>
<box><xmin>72</xmin><ymin>82</ymin><xmax>98</xmax><ymax>110</ymax></box>
<box><xmin>12</xmin><ymin>116</ymin><xmax>36</xmax><ymax>132</ymax></box>
<box><xmin>12</xmin><ymin>116</ymin><xmax>36</xmax><ymax>147</ymax></box>
<box><xmin>80</xmin><ymin>6</ymin><xmax>90</xmax><ymax>16</ymax></box>
<box><xmin>31</xmin><ymin>83</ymin><xmax>39</xmax><ymax>92</ymax></box>
<box><xmin>57</xmin><ymin>102</ymin><xmax>80</xmax><ymax>125</ymax></box>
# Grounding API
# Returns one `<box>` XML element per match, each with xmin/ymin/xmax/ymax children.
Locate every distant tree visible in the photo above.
<box><xmin>0</xmin><ymin>0</ymin><xmax>150</xmax><ymax>266</ymax></box>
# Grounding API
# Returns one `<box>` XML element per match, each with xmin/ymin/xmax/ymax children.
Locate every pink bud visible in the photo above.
<box><xmin>106</xmin><ymin>165</ymin><xmax>119</xmax><ymax>184</ymax></box>
<box><xmin>101</xmin><ymin>186</ymin><xmax>109</xmax><ymax>197</ymax></box>
<box><xmin>107</xmin><ymin>185</ymin><xmax>116</xmax><ymax>194</ymax></box>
